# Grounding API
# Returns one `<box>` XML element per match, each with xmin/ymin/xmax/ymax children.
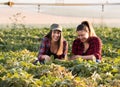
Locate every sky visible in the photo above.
<box><xmin>0</xmin><ymin>0</ymin><xmax>120</xmax><ymax>3</ymax></box>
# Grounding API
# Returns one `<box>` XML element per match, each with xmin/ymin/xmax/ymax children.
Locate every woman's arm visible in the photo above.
<box><xmin>81</xmin><ymin>55</ymin><xmax>96</xmax><ymax>60</ymax></box>
<box><xmin>38</xmin><ymin>38</ymin><xmax>50</xmax><ymax>61</ymax></box>
<box><xmin>69</xmin><ymin>55</ymin><xmax>96</xmax><ymax>60</ymax></box>
<box><xmin>69</xmin><ymin>55</ymin><xmax>81</xmax><ymax>60</ymax></box>
<box><xmin>91</xmin><ymin>37</ymin><xmax>102</xmax><ymax>60</ymax></box>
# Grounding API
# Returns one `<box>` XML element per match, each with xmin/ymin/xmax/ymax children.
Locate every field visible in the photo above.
<box><xmin>0</xmin><ymin>26</ymin><xmax>120</xmax><ymax>87</ymax></box>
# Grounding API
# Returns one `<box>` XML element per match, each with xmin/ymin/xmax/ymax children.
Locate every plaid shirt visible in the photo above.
<box><xmin>72</xmin><ymin>36</ymin><xmax>102</xmax><ymax>60</ymax></box>
<box><xmin>38</xmin><ymin>37</ymin><xmax>68</xmax><ymax>60</ymax></box>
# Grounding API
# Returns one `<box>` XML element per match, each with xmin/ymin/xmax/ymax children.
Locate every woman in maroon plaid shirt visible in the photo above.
<box><xmin>70</xmin><ymin>21</ymin><xmax>102</xmax><ymax>62</ymax></box>
<box><xmin>36</xmin><ymin>23</ymin><xmax>68</xmax><ymax>64</ymax></box>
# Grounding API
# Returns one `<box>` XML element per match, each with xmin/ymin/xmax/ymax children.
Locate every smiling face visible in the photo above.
<box><xmin>77</xmin><ymin>30</ymin><xmax>89</xmax><ymax>43</ymax></box>
<box><xmin>51</xmin><ymin>30</ymin><xmax>61</xmax><ymax>42</ymax></box>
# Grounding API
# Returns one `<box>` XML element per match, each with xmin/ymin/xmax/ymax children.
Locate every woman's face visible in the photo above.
<box><xmin>51</xmin><ymin>30</ymin><xmax>61</xmax><ymax>42</ymax></box>
<box><xmin>77</xmin><ymin>30</ymin><xmax>89</xmax><ymax>42</ymax></box>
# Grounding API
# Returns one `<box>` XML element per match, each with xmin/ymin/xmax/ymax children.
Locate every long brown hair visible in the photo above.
<box><xmin>81</xmin><ymin>21</ymin><xmax>97</xmax><ymax>37</ymax></box>
<box><xmin>45</xmin><ymin>30</ymin><xmax>63</xmax><ymax>55</ymax></box>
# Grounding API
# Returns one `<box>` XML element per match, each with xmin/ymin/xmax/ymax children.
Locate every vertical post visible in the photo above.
<box><xmin>101</xmin><ymin>4</ymin><xmax>104</xmax><ymax>29</ymax></box>
<box><xmin>8</xmin><ymin>0</ymin><xmax>14</xmax><ymax>7</ymax></box>
<box><xmin>102</xmin><ymin>4</ymin><xmax>104</xmax><ymax>12</ymax></box>
<box><xmin>38</xmin><ymin>4</ymin><xmax>40</xmax><ymax>13</ymax></box>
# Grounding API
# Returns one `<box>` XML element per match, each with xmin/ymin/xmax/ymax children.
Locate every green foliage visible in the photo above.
<box><xmin>0</xmin><ymin>27</ymin><xmax>120</xmax><ymax>86</ymax></box>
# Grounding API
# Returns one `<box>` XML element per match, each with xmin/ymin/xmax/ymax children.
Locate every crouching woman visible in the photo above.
<box><xmin>70</xmin><ymin>21</ymin><xmax>102</xmax><ymax>62</ymax></box>
<box><xmin>37</xmin><ymin>23</ymin><xmax>68</xmax><ymax>64</ymax></box>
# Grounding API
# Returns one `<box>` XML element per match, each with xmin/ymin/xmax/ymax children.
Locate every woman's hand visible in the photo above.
<box><xmin>42</xmin><ymin>55</ymin><xmax>51</xmax><ymax>61</ymax></box>
<box><xmin>69</xmin><ymin>55</ymin><xmax>82</xmax><ymax>60</ymax></box>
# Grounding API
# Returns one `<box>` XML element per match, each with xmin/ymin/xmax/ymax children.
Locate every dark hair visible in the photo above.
<box><xmin>76</xmin><ymin>24</ymin><xmax>89</xmax><ymax>32</ymax></box>
<box><xmin>81</xmin><ymin>21</ymin><xmax>90</xmax><ymax>29</ymax></box>
<box><xmin>77</xmin><ymin>21</ymin><xmax>97</xmax><ymax>37</ymax></box>
<box><xmin>45</xmin><ymin>30</ymin><xmax>52</xmax><ymax>39</ymax></box>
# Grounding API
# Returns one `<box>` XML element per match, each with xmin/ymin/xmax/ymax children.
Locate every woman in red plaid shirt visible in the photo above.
<box><xmin>36</xmin><ymin>23</ymin><xmax>68</xmax><ymax>64</ymax></box>
<box><xmin>70</xmin><ymin>21</ymin><xmax>102</xmax><ymax>62</ymax></box>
